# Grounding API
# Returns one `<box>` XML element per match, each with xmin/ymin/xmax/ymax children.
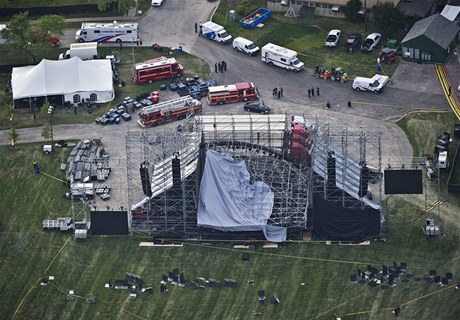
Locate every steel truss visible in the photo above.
<box><xmin>382</xmin><ymin>157</ymin><xmax>441</xmax><ymax>214</ymax></box>
<box><xmin>312</xmin><ymin>122</ymin><xmax>383</xmax><ymax>210</ymax></box>
<box><xmin>126</xmin><ymin>114</ymin><xmax>314</xmax><ymax>239</ymax></box>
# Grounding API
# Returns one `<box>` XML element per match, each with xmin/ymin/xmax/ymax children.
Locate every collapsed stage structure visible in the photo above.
<box><xmin>126</xmin><ymin>114</ymin><xmax>383</xmax><ymax>241</ymax></box>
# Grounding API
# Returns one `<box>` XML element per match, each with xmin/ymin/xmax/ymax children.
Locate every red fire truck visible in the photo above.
<box><xmin>133</xmin><ymin>56</ymin><xmax>184</xmax><ymax>84</ymax></box>
<box><xmin>137</xmin><ymin>95</ymin><xmax>202</xmax><ymax>128</ymax></box>
<box><xmin>207</xmin><ymin>82</ymin><xmax>258</xmax><ymax>105</ymax></box>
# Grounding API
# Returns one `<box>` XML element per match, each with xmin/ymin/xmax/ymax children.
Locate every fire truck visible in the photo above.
<box><xmin>207</xmin><ymin>82</ymin><xmax>258</xmax><ymax>105</ymax></box>
<box><xmin>137</xmin><ymin>95</ymin><xmax>202</xmax><ymax>128</ymax></box>
<box><xmin>133</xmin><ymin>56</ymin><xmax>184</xmax><ymax>84</ymax></box>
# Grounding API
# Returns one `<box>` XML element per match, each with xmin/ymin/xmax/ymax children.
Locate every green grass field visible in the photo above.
<box><xmin>1</xmin><ymin>111</ymin><xmax>460</xmax><ymax>319</ymax></box>
<box><xmin>1</xmin><ymin>4</ymin><xmax>459</xmax><ymax>317</ymax></box>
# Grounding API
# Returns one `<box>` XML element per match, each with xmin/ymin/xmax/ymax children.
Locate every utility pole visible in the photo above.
<box><xmin>48</xmin><ymin>105</ymin><xmax>54</xmax><ymax>150</ymax></box>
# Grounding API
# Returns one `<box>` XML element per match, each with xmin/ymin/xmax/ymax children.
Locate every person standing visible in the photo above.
<box><xmin>316</xmin><ymin>86</ymin><xmax>320</xmax><ymax>96</ymax></box>
<box><xmin>218</xmin><ymin>62</ymin><xmax>222</xmax><ymax>72</ymax></box>
<box><xmin>33</xmin><ymin>160</ymin><xmax>37</xmax><ymax>169</ymax></box>
<box><xmin>311</xmin><ymin>87</ymin><xmax>315</xmax><ymax>97</ymax></box>
<box><xmin>223</xmin><ymin>61</ymin><xmax>227</xmax><ymax>71</ymax></box>
<box><xmin>195</xmin><ymin>22</ymin><xmax>198</xmax><ymax>33</ymax></box>
<box><xmin>308</xmin><ymin>89</ymin><xmax>311</xmax><ymax>97</ymax></box>
<box><xmin>277</xmin><ymin>90</ymin><xmax>281</xmax><ymax>99</ymax></box>
<box><xmin>74</xmin><ymin>106</ymin><xmax>77</xmax><ymax>115</ymax></box>
<box><xmin>215</xmin><ymin>63</ymin><xmax>218</xmax><ymax>73</ymax></box>
<box><xmin>280</xmin><ymin>87</ymin><xmax>284</xmax><ymax>97</ymax></box>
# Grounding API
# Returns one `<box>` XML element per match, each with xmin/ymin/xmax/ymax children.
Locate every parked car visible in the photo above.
<box><xmin>325</xmin><ymin>29</ymin><xmax>341</xmax><ymax>47</ymax></box>
<box><xmin>121</xmin><ymin>113</ymin><xmax>132</xmax><ymax>121</ymax></box>
<box><xmin>361</xmin><ymin>33</ymin><xmax>381</xmax><ymax>52</ymax></box>
<box><xmin>344</xmin><ymin>33</ymin><xmax>361</xmax><ymax>52</ymax></box>
<box><xmin>151</xmin><ymin>0</ymin><xmax>164</xmax><ymax>6</ymax></box>
<box><xmin>379</xmin><ymin>50</ymin><xmax>397</xmax><ymax>64</ymax></box>
<box><xmin>243</xmin><ymin>101</ymin><xmax>271</xmax><ymax>114</ymax></box>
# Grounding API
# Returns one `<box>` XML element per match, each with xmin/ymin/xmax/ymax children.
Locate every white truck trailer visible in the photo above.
<box><xmin>201</xmin><ymin>21</ymin><xmax>232</xmax><ymax>44</ymax></box>
<box><xmin>59</xmin><ymin>42</ymin><xmax>98</xmax><ymax>60</ymax></box>
<box><xmin>75</xmin><ymin>21</ymin><xmax>139</xmax><ymax>43</ymax></box>
<box><xmin>261</xmin><ymin>43</ymin><xmax>304</xmax><ymax>72</ymax></box>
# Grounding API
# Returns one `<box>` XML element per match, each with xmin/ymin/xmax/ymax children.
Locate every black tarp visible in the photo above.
<box><xmin>91</xmin><ymin>210</ymin><xmax>129</xmax><ymax>235</ymax></box>
<box><xmin>312</xmin><ymin>193</ymin><xmax>380</xmax><ymax>241</ymax></box>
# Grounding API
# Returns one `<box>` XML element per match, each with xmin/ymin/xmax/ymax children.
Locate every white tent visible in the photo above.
<box><xmin>11</xmin><ymin>57</ymin><xmax>114</xmax><ymax>106</ymax></box>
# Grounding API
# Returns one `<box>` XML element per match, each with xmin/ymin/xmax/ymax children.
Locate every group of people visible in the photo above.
<box><xmin>215</xmin><ymin>61</ymin><xmax>227</xmax><ymax>73</ymax></box>
<box><xmin>272</xmin><ymin>87</ymin><xmax>284</xmax><ymax>99</ymax></box>
<box><xmin>308</xmin><ymin>86</ymin><xmax>320</xmax><ymax>98</ymax></box>
<box><xmin>195</xmin><ymin>22</ymin><xmax>202</xmax><ymax>34</ymax></box>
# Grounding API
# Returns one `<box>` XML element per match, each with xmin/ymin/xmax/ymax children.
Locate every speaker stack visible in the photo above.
<box><xmin>139</xmin><ymin>162</ymin><xmax>152</xmax><ymax>197</ymax></box>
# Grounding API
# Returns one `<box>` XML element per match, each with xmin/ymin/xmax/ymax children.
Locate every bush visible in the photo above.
<box><xmin>236</xmin><ymin>0</ymin><xmax>258</xmax><ymax>17</ymax></box>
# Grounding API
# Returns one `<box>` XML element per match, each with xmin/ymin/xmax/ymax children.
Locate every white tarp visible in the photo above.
<box><xmin>11</xmin><ymin>57</ymin><xmax>114</xmax><ymax>103</ymax></box>
<box><xmin>441</xmin><ymin>5</ymin><xmax>460</xmax><ymax>22</ymax></box>
<box><xmin>197</xmin><ymin>150</ymin><xmax>287</xmax><ymax>241</ymax></box>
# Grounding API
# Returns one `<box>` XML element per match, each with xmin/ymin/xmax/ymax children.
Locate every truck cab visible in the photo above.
<box><xmin>438</xmin><ymin>151</ymin><xmax>449</xmax><ymax>170</ymax></box>
<box><xmin>201</xmin><ymin>21</ymin><xmax>232</xmax><ymax>44</ymax></box>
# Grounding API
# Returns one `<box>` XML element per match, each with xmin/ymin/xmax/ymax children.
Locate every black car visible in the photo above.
<box><xmin>243</xmin><ymin>101</ymin><xmax>271</xmax><ymax>114</ymax></box>
<box><xmin>344</xmin><ymin>33</ymin><xmax>361</xmax><ymax>52</ymax></box>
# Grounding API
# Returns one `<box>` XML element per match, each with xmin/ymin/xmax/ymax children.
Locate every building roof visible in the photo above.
<box><xmin>402</xmin><ymin>13</ymin><xmax>460</xmax><ymax>49</ymax></box>
<box><xmin>396</xmin><ymin>0</ymin><xmax>437</xmax><ymax>17</ymax></box>
<box><xmin>12</xmin><ymin>57</ymin><xmax>113</xmax><ymax>100</ymax></box>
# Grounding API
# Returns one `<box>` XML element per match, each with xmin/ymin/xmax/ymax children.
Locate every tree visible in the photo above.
<box><xmin>0</xmin><ymin>12</ymin><xmax>66</xmax><ymax>64</ymax></box>
<box><xmin>373</xmin><ymin>2</ymin><xmax>406</xmax><ymax>38</ymax></box>
<box><xmin>9</xmin><ymin>126</ymin><xmax>19</xmax><ymax>148</ymax></box>
<box><xmin>97</xmin><ymin>0</ymin><xmax>113</xmax><ymax>12</ymax></box>
<box><xmin>343</xmin><ymin>0</ymin><xmax>364</xmax><ymax>23</ymax></box>
<box><xmin>41</xmin><ymin>122</ymin><xmax>52</xmax><ymax>142</ymax></box>
<box><xmin>6</xmin><ymin>107</ymin><xmax>19</xmax><ymax>148</ymax></box>
<box><xmin>117</xmin><ymin>0</ymin><xmax>137</xmax><ymax>15</ymax></box>
<box><xmin>37</xmin><ymin>15</ymin><xmax>66</xmax><ymax>37</ymax></box>
<box><xmin>97</xmin><ymin>0</ymin><xmax>136</xmax><ymax>15</ymax></box>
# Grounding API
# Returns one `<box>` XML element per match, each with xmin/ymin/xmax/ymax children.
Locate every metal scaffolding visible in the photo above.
<box><xmin>126</xmin><ymin>120</ymin><xmax>202</xmax><ymax>238</ymax></box>
<box><xmin>311</xmin><ymin>122</ymin><xmax>383</xmax><ymax>210</ymax></box>
<box><xmin>126</xmin><ymin>114</ymin><xmax>314</xmax><ymax>239</ymax></box>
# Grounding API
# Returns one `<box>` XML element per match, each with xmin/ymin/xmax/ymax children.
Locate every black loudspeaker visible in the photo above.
<box><xmin>327</xmin><ymin>156</ymin><xmax>336</xmax><ymax>186</ymax></box>
<box><xmin>140</xmin><ymin>163</ymin><xmax>152</xmax><ymax>197</ymax></box>
<box><xmin>172</xmin><ymin>158</ymin><xmax>181</xmax><ymax>190</ymax></box>
<box><xmin>359</xmin><ymin>167</ymin><xmax>370</xmax><ymax>197</ymax></box>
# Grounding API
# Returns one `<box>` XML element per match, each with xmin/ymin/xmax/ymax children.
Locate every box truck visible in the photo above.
<box><xmin>201</xmin><ymin>21</ymin><xmax>232</xmax><ymax>44</ymax></box>
<box><xmin>59</xmin><ymin>42</ymin><xmax>98</xmax><ymax>60</ymax></box>
<box><xmin>261</xmin><ymin>43</ymin><xmax>304</xmax><ymax>72</ymax></box>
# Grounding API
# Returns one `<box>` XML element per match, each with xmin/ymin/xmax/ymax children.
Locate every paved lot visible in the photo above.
<box><xmin>2</xmin><ymin>1</ymin><xmax>458</xmax><ymax>210</ymax></box>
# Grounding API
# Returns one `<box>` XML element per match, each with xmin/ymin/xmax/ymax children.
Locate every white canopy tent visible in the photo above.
<box><xmin>11</xmin><ymin>57</ymin><xmax>114</xmax><ymax>107</ymax></box>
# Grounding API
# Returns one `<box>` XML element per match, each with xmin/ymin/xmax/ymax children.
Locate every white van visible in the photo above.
<box><xmin>232</xmin><ymin>37</ymin><xmax>260</xmax><ymax>56</ymax></box>
<box><xmin>352</xmin><ymin>74</ymin><xmax>389</xmax><ymax>93</ymax></box>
